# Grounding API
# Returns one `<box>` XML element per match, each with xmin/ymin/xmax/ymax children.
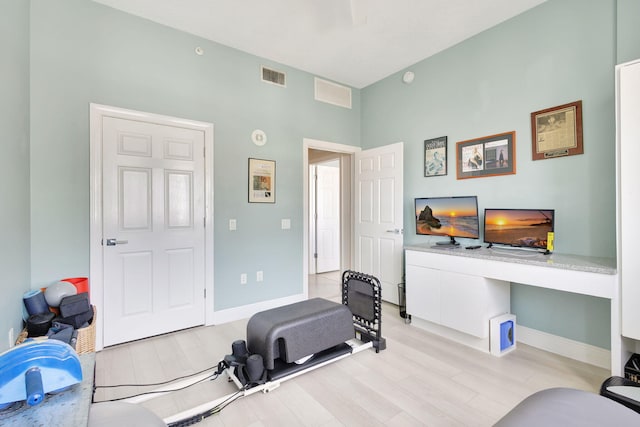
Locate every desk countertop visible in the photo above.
<box><xmin>0</xmin><ymin>352</ymin><xmax>95</xmax><ymax>427</ymax></box>
<box><xmin>405</xmin><ymin>244</ymin><xmax>617</xmax><ymax>275</ymax></box>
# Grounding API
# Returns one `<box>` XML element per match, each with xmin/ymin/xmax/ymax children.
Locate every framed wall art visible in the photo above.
<box><xmin>531</xmin><ymin>100</ymin><xmax>583</xmax><ymax>160</ymax></box>
<box><xmin>424</xmin><ymin>136</ymin><xmax>447</xmax><ymax>177</ymax></box>
<box><xmin>456</xmin><ymin>131</ymin><xmax>516</xmax><ymax>179</ymax></box>
<box><xmin>248</xmin><ymin>158</ymin><xmax>275</xmax><ymax>203</ymax></box>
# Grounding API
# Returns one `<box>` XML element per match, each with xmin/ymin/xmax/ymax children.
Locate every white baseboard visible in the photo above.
<box><xmin>517</xmin><ymin>325</ymin><xmax>611</xmax><ymax>370</ymax></box>
<box><xmin>410</xmin><ymin>316</ymin><xmax>610</xmax><ymax>369</ymax></box>
<box><xmin>410</xmin><ymin>317</ymin><xmax>491</xmax><ymax>353</ymax></box>
<box><xmin>210</xmin><ymin>293</ymin><xmax>306</xmax><ymax>325</ymax></box>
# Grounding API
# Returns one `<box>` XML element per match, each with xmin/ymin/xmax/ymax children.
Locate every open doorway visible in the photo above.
<box><xmin>309</xmin><ymin>156</ymin><xmax>340</xmax><ymax>274</ymax></box>
<box><xmin>302</xmin><ymin>139</ymin><xmax>360</xmax><ymax>298</ymax></box>
<box><xmin>303</xmin><ymin>139</ymin><xmax>404</xmax><ymax>304</ymax></box>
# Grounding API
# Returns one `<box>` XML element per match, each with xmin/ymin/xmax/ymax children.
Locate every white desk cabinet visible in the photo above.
<box><xmin>406</xmin><ymin>251</ymin><xmax>509</xmax><ymax>339</ymax></box>
<box><xmin>404</xmin><ymin>244</ymin><xmax>619</xmax><ymax>373</ymax></box>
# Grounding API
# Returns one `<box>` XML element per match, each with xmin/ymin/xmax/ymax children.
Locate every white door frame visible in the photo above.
<box><xmin>90</xmin><ymin>103</ymin><xmax>214</xmax><ymax>350</ymax></box>
<box><xmin>303</xmin><ymin>138</ymin><xmax>360</xmax><ymax>295</ymax></box>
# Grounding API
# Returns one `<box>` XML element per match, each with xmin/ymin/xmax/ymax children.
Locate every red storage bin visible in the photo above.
<box><xmin>61</xmin><ymin>277</ymin><xmax>90</xmax><ymax>298</ymax></box>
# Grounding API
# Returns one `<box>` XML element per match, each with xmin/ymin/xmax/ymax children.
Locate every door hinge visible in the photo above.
<box><xmin>204</xmin><ymin>288</ymin><xmax>206</xmax><ymax>298</ymax></box>
<box><xmin>314</xmin><ymin>253</ymin><xmax>318</xmax><ymax>259</ymax></box>
<box><xmin>204</xmin><ymin>216</ymin><xmax>206</xmax><ymax>227</ymax></box>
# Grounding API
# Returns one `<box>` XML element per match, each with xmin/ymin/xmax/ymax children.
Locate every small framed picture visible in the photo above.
<box><xmin>531</xmin><ymin>100</ymin><xmax>583</xmax><ymax>160</ymax></box>
<box><xmin>456</xmin><ymin>131</ymin><xmax>516</xmax><ymax>179</ymax></box>
<box><xmin>424</xmin><ymin>136</ymin><xmax>447</xmax><ymax>177</ymax></box>
<box><xmin>248</xmin><ymin>158</ymin><xmax>275</xmax><ymax>203</ymax></box>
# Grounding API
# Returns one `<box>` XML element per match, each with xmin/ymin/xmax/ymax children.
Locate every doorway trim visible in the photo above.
<box><xmin>303</xmin><ymin>138</ymin><xmax>360</xmax><ymax>296</ymax></box>
<box><xmin>89</xmin><ymin>103</ymin><xmax>214</xmax><ymax>350</ymax></box>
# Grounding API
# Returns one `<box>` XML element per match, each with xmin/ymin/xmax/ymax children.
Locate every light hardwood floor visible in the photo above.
<box><xmin>94</xmin><ymin>272</ymin><xmax>609</xmax><ymax>426</ymax></box>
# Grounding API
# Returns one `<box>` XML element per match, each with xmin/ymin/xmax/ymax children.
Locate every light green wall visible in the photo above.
<box><xmin>617</xmin><ymin>0</ymin><xmax>640</xmax><ymax>63</ymax></box>
<box><xmin>6</xmin><ymin>0</ymin><xmax>639</xmax><ymax>352</ymax></box>
<box><xmin>0</xmin><ymin>0</ymin><xmax>31</xmax><ymax>352</ymax></box>
<box><xmin>361</xmin><ymin>0</ymin><xmax>621</xmax><ymax>349</ymax></box>
<box><xmin>28</xmin><ymin>0</ymin><xmax>360</xmax><ymax>311</ymax></box>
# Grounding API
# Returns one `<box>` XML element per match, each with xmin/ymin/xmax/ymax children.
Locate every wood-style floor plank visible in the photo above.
<box><xmin>94</xmin><ymin>271</ymin><xmax>610</xmax><ymax>426</ymax></box>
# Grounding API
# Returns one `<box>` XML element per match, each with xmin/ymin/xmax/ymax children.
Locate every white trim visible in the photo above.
<box><xmin>89</xmin><ymin>103</ymin><xmax>214</xmax><ymax>350</ymax></box>
<box><xmin>517</xmin><ymin>325</ymin><xmax>611</xmax><ymax>370</ymax></box>
<box><xmin>211</xmin><ymin>293</ymin><xmax>306</xmax><ymax>324</ymax></box>
<box><xmin>303</xmin><ymin>138</ymin><xmax>360</xmax><ymax>297</ymax></box>
<box><xmin>410</xmin><ymin>317</ymin><xmax>611</xmax><ymax>369</ymax></box>
<box><xmin>410</xmin><ymin>317</ymin><xmax>491</xmax><ymax>353</ymax></box>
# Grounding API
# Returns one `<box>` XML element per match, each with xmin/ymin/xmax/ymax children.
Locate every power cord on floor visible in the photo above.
<box><xmin>94</xmin><ymin>364</ymin><xmax>218</xmax><ymax>389</ymax></box>
<box><xmin>92</xmin><ymin>371</ymin><xmax>220</xmax><ymax>403</ymax></box>
<box><xmin>93</xmin><ymin>361</ymin><xmax>228</xmax><ymax>403</ymax></box>
<box><xmin>166</xmin><ymin>385</ymin><xmax>248</xmax><ymax>427</ymax></box>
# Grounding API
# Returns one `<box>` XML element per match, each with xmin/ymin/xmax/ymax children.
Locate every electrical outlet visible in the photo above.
<box><xmin>257</xmin><ymin>271</ymin><xmax>263</xmax><ymax>282</ymax></box>
<box><xmin>240</xmin><ymin>273</ymin><xmax>247</xmax><ymax>284</ymax></box>
<box><xmin>8</xmin><ymin>327</ymin><xmax>14</xmax><ymax>348</ymax></box>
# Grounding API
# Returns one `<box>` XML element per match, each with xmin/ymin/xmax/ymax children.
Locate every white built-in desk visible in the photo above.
<box><xmin>404</xmin><ymin>244</ymin><xmax>620</xmax><ymax>374</ymax></box>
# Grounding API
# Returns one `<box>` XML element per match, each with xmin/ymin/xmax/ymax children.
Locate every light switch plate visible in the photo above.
<box><xmin>281</xmin><ymin>219</ymin><xmax>291</xmax><ymax>229</ymax></box>
<box><xmin>229</xmin><ymin>219</ymin><xmax>237</xmax><ymax>231</ymax></box>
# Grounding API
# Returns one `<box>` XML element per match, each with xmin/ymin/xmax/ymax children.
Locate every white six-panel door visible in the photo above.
<box><xmin>102</xmin><ymin>116</ymin><xmax>206</xmax><ymax>346</ymax></box>
<box><xmin>354</xmin><ymin>142</ymin><xmax>404</xmax><ymax>304</ymax></box>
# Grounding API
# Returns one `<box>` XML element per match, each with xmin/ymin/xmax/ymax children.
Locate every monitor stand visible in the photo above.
<box><xmin>435</xmin><ymin>236</ymin><xmax>460</xmax><ymax>247</ymax></box>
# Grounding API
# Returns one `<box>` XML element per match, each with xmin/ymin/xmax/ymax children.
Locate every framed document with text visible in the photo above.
<box><xmin>531</xmin><ymin>100</ymin><xmax>583</xmax><ymax>160</ymax></box>
<box><xmin>248</xmin><ymin>158</ymin><xmax>275</xmax><ymax>203</ymax></box>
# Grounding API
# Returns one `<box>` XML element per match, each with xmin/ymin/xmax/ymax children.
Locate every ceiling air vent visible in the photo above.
<box><xmin>261</xmin><ymin>66</ymin><xmax>286</xmax><ymax>87</ymax></box>
<box><xmin>314</xmin><ymin>77</ymin><xmax>352</xmax><ymax>109</ymax></box>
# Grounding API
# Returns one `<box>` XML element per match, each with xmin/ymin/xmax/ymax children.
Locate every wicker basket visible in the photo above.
<box><xmin>15</xmin><ymin>305</ymin><xmax>96</xmax><ymax>354</ymax></box>
<box><xmin>75</xmin><ymin>305</ymin><xmax>97</xmax><ymax>354</ymax></box>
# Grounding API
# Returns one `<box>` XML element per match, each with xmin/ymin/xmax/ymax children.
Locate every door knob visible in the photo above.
<box><xmin>105</xmin><ymin>238</ymin><xmax>129</xmax><ymax>246</ymax></box>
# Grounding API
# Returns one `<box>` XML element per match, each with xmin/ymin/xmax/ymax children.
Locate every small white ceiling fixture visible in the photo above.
<box><xmin>92</xmin><ymin>0</ymin><xmax>547</xmax><ymax>89</ymax></box>
<box><xmin>402</xmin><ymin>71</ymin><xmax>415</xmax><ymax>84</ymax></box>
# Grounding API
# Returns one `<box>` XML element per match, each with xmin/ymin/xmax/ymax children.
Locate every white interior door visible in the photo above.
<box><xmin>355</xmin><ymin>142</ymin><xmax>404</xmax><ymax>304</ymax></box>
<box><xmin>102</xmin><ymin>116</ymin><xmax>206</xmax><ymax>346</ymax></box>
<box><xmin>316</xmin><ymin>161</ymin><xmax>340</xmax><ymax>273</ymax></box>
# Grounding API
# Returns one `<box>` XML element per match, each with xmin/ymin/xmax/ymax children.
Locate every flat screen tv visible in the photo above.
<box><xmin>484</xmin><ymin>209</ymin><xmax>554</xmax><ymax>252</ymax></box>
<box><xmin>415</xmin><ymin>196</ymin><xmax>479</xmax><ymax>246</ymax></box>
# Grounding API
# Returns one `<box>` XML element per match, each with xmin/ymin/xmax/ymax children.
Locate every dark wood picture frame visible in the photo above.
<box><xmin>531</xmin><ymin>100</ymin><xmax>583</xmax><ymax>160</ymax></box>
<box><xmin>456</xmin><ymin>131</ymin><xmax>516</xmax><ymax>180</ymax></box>
<box><xmin>424</xmin><ymin>136</ymin><xmax>447</xmax><ymax>177</ymax></box>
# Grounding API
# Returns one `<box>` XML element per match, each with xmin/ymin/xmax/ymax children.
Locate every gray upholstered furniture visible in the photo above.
<box><xmin>246</xmin><ymin>297</ymin><xmax>354</xmax><ymax>370</ymax></box>
<box><xmin>495</xmin><ymin>387</ymin><xmax>640</xmax><ymax>426</ymax></box>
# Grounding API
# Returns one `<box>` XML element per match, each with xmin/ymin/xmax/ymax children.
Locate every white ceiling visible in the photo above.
<box><xmin>92</xmin><ymin>0</ymin><xmax>546</xmax><ymax>89</ymax></box>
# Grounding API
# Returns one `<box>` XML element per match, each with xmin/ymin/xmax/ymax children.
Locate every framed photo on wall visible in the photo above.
<box><xmin>531</xmin><ymin>100</ymin><xmax>583</xmax><ymax>160</ymax></box>
<box><xmin>248</xmin><ymin>158</ymin><xmax>275</xmax><ymax>203</ymax></box>
<box><xmin>424</xmin><ymin>136</ymin><xmax>447</xmax><ymax>177</ymax></box>
<box><xmin>456</xmin><ymin>131</ymin><xmax>516</xmax><ymax>179</ymax></box>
